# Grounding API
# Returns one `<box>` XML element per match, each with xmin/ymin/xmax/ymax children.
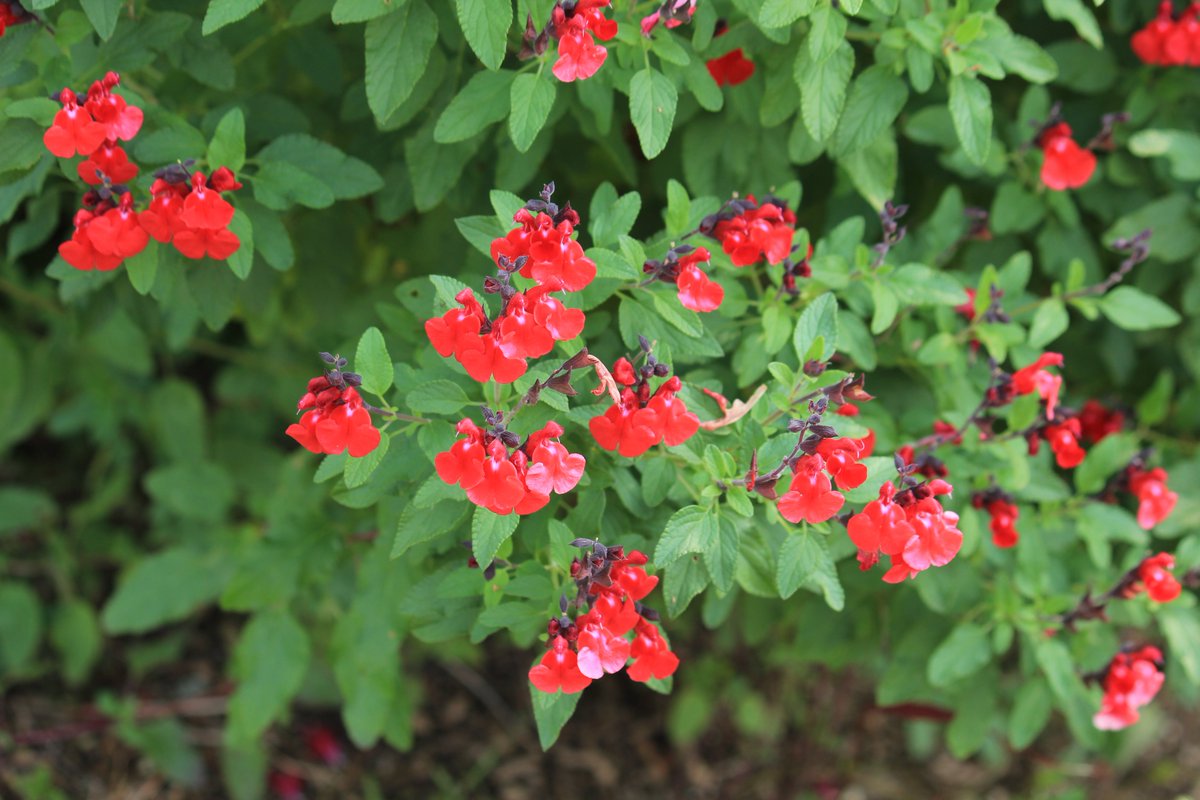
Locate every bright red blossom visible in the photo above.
<box><xmin>1127</xmin><ymin>466</ymin><xmax>1178</xmax><ymax>530</ymax></box>
<box><xmin>1011</xmin><ymin>352</ymin><xmax>1064</xmax><ymax>419</ymax></box>
<box><xmin>1094</xmin><ymin>647</ymin><xmax>1165</xmax><ymax>730</ymax></box>
<box><xmin>590</xmin><ymin>365</ymin><xmax>700</xmax><ymax>456</ymax></box>
<box><xmin>1044</xmin><ymin>418</ymin><xmax>1086</xmax><ymax>469</ymax></box>
<box><xmin>1136</xmin><ymin>553</ymin><xmax>1182</xmax><ymax>603</ymax></box>
<box><xmin>706</xmin><ymin>48</ymin><xmax>755</xmax><ymax>86</ymax></box>
<box><xmin>1039</xmin><ymin>123</ymin><xmax>1097</xmax><ymax>191</ymax></box>
<box><xmin>76</xmin><ymin>140</ymin><xmax>138</xmax><ymax>185</ymax></box>
<box><xmin>777</xmin><ymin>455</ymin><xmax>845</xmax><ymax>525</ymax></box>
<box><xmin>43</xmin><ymin>88</ymin><xmax>107</xmax><ymax>159</ymax></box>
<box><xmin>551</xmin><ymin>0</ymin><xmax>616</xmax><ymax>82</ymax></box>
<box><xmin>710</xmin><ymin>198</ymin><xmax>796</xmax><ymax>266</ymax></box>
<box><xmin>848</xmin><ymin>480</ymin><xmax>963</xmax><ymax>583</ymax></box>
<box><xmin>286</xmin><ymin>381</ymin><xmax>381</xmax><ymax>458</ymax></box>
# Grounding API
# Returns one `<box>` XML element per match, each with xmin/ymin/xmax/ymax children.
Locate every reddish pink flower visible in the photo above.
<box><xmin>76</xmin><ymin>140</ymin><xmax>138</xmax><ymax>185</ymax></box>
<box><xmin>286</xmin><ymin>385</ymin><xmax>380</xmax><ymax>458</ymax></box>
<box><xmin>1094</xmin><ymin>646</ymin><xmax>1164</xmax><ymax>730</ymax></box>
<box><xmin>575</xmin><ymin>615</ymin><xmax>632</xmax><ymax>679</ymax></box>
<box><xmin>139</xmin><ymin>179</ymin><xmax>190</xmax><ymax>244</ymax></box>
<box><xmin>1137</xmin><ymin>552</ymin><xmax>1182</xmax><ymax>603</ymax></box>
<box><xmin>711</xmin><ymin>199</ymin><xmax>795</xmax><ymax>266</ymax></box>
<box><xmin>848</xmin><ymin>483</ymin><xmax>915</xmax><ymax>565</ymax></box>
<box><xmin>1078</xmin><ymin>400</ymin><xmax>1125</xmax><ymax>443</ymax></box>
<box><xmin>553</xmin><ymin>17</ymin><xmax>609</xmax><ymax>82</ymax></box>
<box><xmin>457</xmin><ymin>334</ymin><xmax>529</xmax><ymax>384</ymax></box>
<box><xmin>43</xmin><ymin>88</ymin><xmax>107</xmax><ymax>159</ymax></box>
<box><xmin>434</xmin><ymin>419</ymin><xmax>487</xmax><ymax>490</ymax></box>
<box><xmin>777</xmin><ymin>455</ymin><xmax>845</xmax><ymax>525</ymax></box>
<box><xmin>676</xmin><ymin>263</ymin><xmax>724</xmax><ymax>312</ymax></box>
<box><xmin>528</xmin><ymin>635</ymin><xmax>593</xmax><ymax>694</ymax></box>
<box><xmin>986</xmin><ymin>499</ymin><xmax>1020</xmax><ymax>548</ymax></box>
<box><xmin>1044</xmin><ymin>418</ymin><xmax>1086</xmax><ymax>469</ymax></box>
<box><xmin>84</xmin><ymin>72</ymin><xmax>143</xmax><ymax>142</ymax></box>
<box><xmin>466</xmin><ymin>439</ymin><xmax>528</xmax><ymax>515</ymax></box>
<box><xmin>85</xmin><ymin>192</ymin><xmax>148</xmax><ymax>260</ymax></box>
<box><xmin>180</xmin><ymin>171</ymin><xmax>235</xmax><ymax>231</ymax></box>
<box><xmin>1039</xmin><ymin>124</ymin><xmax>1097</xmax><ymax>191</ymax></box>
<box><xmin>590</xmin><ymin>388</ymin><xmax>663</xmax><ymax>457</ymax></box>
<box><xmin>815</xmin><ymin>437</ymin><xmax>868</xmax><ymax>489</ymax></box>
<box><xmin>425</xmin><ymin>288</ymin><xmax>488</xmax><ymax>359</ymax></box>
<box><xmin>58</xmin><ymin>207</ymin><xmax>124</xmax><ymax>272</ymax></box>
<box><xmin>1128</xmin><ymin>467</ymin><xmax>1178</xmax><ymax>530</ymax></box>
<box><xmin>1133</xmin><ymin>2</ymin><xmax>1177</xmax><ymax>64</ymax></box>
<box><xmin>172</xmin><ymin>227</ymin><xmax>241</xmax><ymax>260</ymax></box>
<box><xmin>525</xmin><ymin>440</ymin><xmax>586</xmax><ymax>496</ymax></box>
<box><xmin>1011</xmin><ymin>352</ymin><xmax>1064</xmax><ymax>419</ymax></box>
<box><xmin>491</xmin><ymin>208</ymin><xmax>597</xmax><ymax>291</ymax></box>
<box><xmin>627</xmin><ymin>619</ymin><xmax>679</xmax><ymax>682</ymax></box>
<box><xmin>645</xmin><ymin>376</ymin><xmax>700</xmax><ymax>447</ymax></box>
<box><xmin>707</xmin><ymin>49</ymin><xmax>755</xmax><ymax>86</ymax></box>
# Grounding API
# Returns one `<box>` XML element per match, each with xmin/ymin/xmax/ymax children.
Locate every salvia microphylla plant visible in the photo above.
<box><xmin>283</xmin><ymin>178</ymin><xmax>1187</xmax><ymax>738</ymax></box>
<box><xmin>6</xmin><ymin>0</ymin><xmax>1200</xmax><ymax>791</ymax></box>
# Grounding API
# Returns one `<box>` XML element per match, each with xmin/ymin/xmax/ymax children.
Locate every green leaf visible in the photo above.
<box><xmin>407</xmin><ymin>380</ymin><xmax>471</xmax><ymax>414</ymax></box>
<box><xmin>0</xmin><ymin>122</ymin><xmax>44</xmax><ymax>176</ymax></box>
<box><xmin>832</xmin><ymin>66</ymin><xmax>907</xmax><ymax>157</ymax></box>
<box><xmin>792</xmin><ymin>292</ymin><xmax>838</xmax><ymax>362</ymax></box>
<box><xmin>226</xmin><ymin>611</ymin><xmax>311</xmax><ymax>746</ymax></box>
<box><xmin>947</xmin><ymin>75</ymin><xmax>992</xmax><ymax>166</ymax></box>
<box><xmin>102</xmin><ymin>548</ymin><xmax>230</xmax><ymax>634</ymax></box>
<box><xmin>392</xmin><ymin>501</ymin><xmax>468</xmax><ymax>558</ymax></box>
<box><xmin>81</xmin><ymin>0</ymin><xmax>123</xmax><ymax>39</ymax></box>
<box><xmin>434</xmin><ymin>70</ymin><xmax>514</xmax><ymax>143</ymax></box>
<box><xmin>665</xmin><ymin>179</ymin><xmax>690</xmax><ymax>238</ymax></box>
<box><xmin>50</xmin><ymin>599</ymin><xmax>102</xmax><ymax>686</ymax></box>
<box><xmin>759</xmin><ymin>0</ymin><xmax>816</xmax><ymax>27</ymax></box>
<box><xmin>664</xmin><ymin>555</ymin><xmax>709</xmax><ymax>617</ymax></box>
<box><xmin>806</xmin><ymin>5</ymin><xmax>846</xmax><ymax>62</ymax></box>
<box><xmin>257</xmin><ymin>134</ymin><xmax>384</xmax><ymax>200</ymax></box>
<box><xmin>251</xmin><ymin>161</ymin><xmax>335</xmax><ymax>210</ymax></box>
<box><xmin>208</xmin><ymin>108</ymin><xmax>246</xmax><ymax>172</ymax></box>
<box><xmin>124</xmin><ymin>242</ymin><xmax>158</xmax><ymax>296</ymax></box>
<box><xmin>995</xmin><ymin>35</ymin><xmax>1058</xmax><ymax>84</ymax></box>
<box><xmin>456</xmin><ymin>0</ymin><xmax>510</xmax><ymax>70</ymax></box>
<box><xmin>1099</xmin><ymin>286</ymin><xmax>1181</xmax><ymax>331</ymax></box>
<box><xmin>655</xmin><ymin>505</ymin><xmax>719</xmax><ymax>566</ymax></box>
<box><xmin>202</xmin><ymin>0</ymin><xmax>265</xmax><ymax>35</ymax></box>
<box><xmin>927</xmin><ymin>623</ymin><xmax>991</xmax><ymax>687</ymax></box>
<box><xmin>1008</xmin><ymin>678</ymin><xmax>1052</xmax><ymax>749</ymax></box>
<box><xmin>796</xmin><ymin>40</ymin><xmax>854</xmax><ymax>144</ymax></box>
<box><xmin>332</xmin><ymin>0</ymin><xmax>405</xmax><ymax>24</ymax></box>
<box><xmin>1044</xmin><ymin>0</ymin><xmax>1102</xmax><ymax>49</ymax></box>
<box><xmin>531</xmin><ymin>684</ymin><xmax>581</xmax><ymax>750</ymax></box>
<box><xmin>1137</xmin><ymin>371</ymin><xmax>1174</xmax><ymax>427</ymax></box>
<box><xmin>226</xmin><ymin>210</ymin><xmax>254</xmax><ymax>279</ymax></box>
<box><xmin>0</xmin><ymin>582</ymin><xmax>41</xmax><ymax>674</ymax></box>
<box><xmin>589</xmin><ymin>185</ymin><xmax>642</xmax><ymax>247</ymax></box>
<box><xmin>354</xmin><ymin>327</ymin><xmax>394</xmax><ymax>397</ymax></box>
<box><xmin>629</xmin><ymin>68</ymin><xmax>678</xmax><ymax>160</ymax></box>
<box><xmin>344</xmin><ymin>434</ymin><xmax>390</xmax><ymax>488</ymax></box>
<box><xmin>1127</xmin><ymin>129</ymin><xmax>1200</xmax><ymax>181</ymax></box>
<box><xmin>775</xmin><ymin>533</ymin><xmax>843</xmax><ymax>609</ymax></box>
<box><xmin>1074</xmin><ymin>433</ymin><xmax>1139</xmax><ymax>495</ymax></box>
<box><xmin>1027</xmin><ymin>299</ymin><xmax>1069</xmax><ymax>348</ymax></box>
<box><xmin>472</xmin><ymin>507</ymin><xmax>519</xmax><ymax>566</ymax></box>
<box><xmin>364</xmin><ymin>0</ymin><xmax>439</xmax><ymax>124</ymax></box>
<box><xmin>508</xmin><ymin>73</ymin><xmax>556</xmax><ymax>154</ymax></box>
<box><xmin>1034</xmin><ymin>637</ymin><xmax>1099</xmax><ymax>746</ymax></box>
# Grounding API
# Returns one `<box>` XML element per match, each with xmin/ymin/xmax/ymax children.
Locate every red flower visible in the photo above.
<box><xmin>139</xmin><ymin>179</ymin><xmax>190</xmax><ymax>244</ymax></box>
<box><xmin>954</xmin><ymin>288</ymin><xmax>977</xmax><ymax>321</ymax></box>
<box><xmin>1078</xmin><ymin>400</ymin><xmax>1124</xmax><ymax>443</ymax></box>
<box><xmin>0</xmin><ymin>2</ymin><xmax>32</xmax><ymax>36</ymax></box>
<box><xmin>58</xmin><ymin>207</ymin><xmax>124</xmax><ymax>272</ymax></box>
<box><xmin>644</xmin><ymin>376</ymin><xmax>700</xmax><ymax>447</ymax></box>
<box><xmin>496</xmin><ymin>292</ymin><xmax>555</xmax><ymax>359</ymax></box>
<box><xmin>706</xmin><ymin>49</ymin><xmax>755</xmax><ymax>86</ymax></box>
<box><xmin>627</xmin><ymin>619</ymin><xmax>679</xmax><ymax>682</ymax></box>
<box><xmin>76</xmin><ymin>140</ymin><xmax>138</xmax><ymax>185</ymax></box>
<box><xmin>553</xmin><ymin>16</ymin><xmax>609</xmax><ymax>82</ymax></box>
<box><xmin>1044</xmin><ymin>418</ymin><xmax>1086</xmax><ymax>469</ymax></box>
<box><xmin>590</xmin><ymin>389</ymin><xmax>662</xmax><ymax>457</ymax></box>
<box><xmin>1039</xmin><ymin>123</ymin><xmax>1097</xmax><ymax>191</ymax></box>
<box><xmin>1162</xmin><ymin>3</ymin><xmax>1200</xmax><ymax>65</ymax></box>
<box><xmin>172</xmin><ymin>226</ymin><xmax>241</xmax><ymax>260</ymax></box>
<box><xmin>777</xmin><ymin>455</ymin><xmax>846</xmax><ymax>525</ymax></box>
<box><xmin>525</xmin><ymin>439</ymin><xmax>586</xmax><ymax>496</ymax></box>
<box><xmin>711</xmin><ymin>199</ymin><xmax>795</xmax><ymax>266</ymax></box>
<box><xmin>435</xmin><ymin>419</ymin><xmax>487</xmax><ymax>489</ymax></box>
<box><xmin>466</xmin><ymin>439</ymin><xmax>528</xmax><ymax>514</ymax></box>
<box><xmin>1094</xmin><ymin>646</ymin><xmax>1164</xmax><ymax>730</ymax></box>
<box><xmin>847</xmin><ymin>483</ymin><xmax>915</xmax><ymax>567</ymax></box>
<box><xmin>815</xmin><ymin>437</ymin><xmax>868</xmax><ymax>489</ymax></box>
<box><xmin>209</xmin><ymin>166</ymin><xmax>244</xmax><ymax>192</ymax></box>
<box><xmin>286</xmin><ymin>385</ymin><xmax>381</xmax><ymax>458</ymax></box>
<box><xmin>676</xmin><ymin>262</ymin><xmax>724</xmax><ymax>312</ymax></box>
<box><xmin>986</xmin><ymin>499</ymin><xmax>1020</xmax><ymax>548</ymax></box>
<box><xmin>457</xmin><ymin>334</ymin><xmax>529</xmax><ymax>384</ymax></box>
<box><xmin>1137</xmin><ymin>552</ymin><xmax>1182</xmax><ymax>603</ymax></box>
<box><xmin>531</xmin><ymin>288</ymin><xmax>585</xmax><ymax>340</ymax></box>
<box><xmin>491</xmin><ymin>208</ymin><xmax>597</xmax><ymax>291</ymax></box>
<box><xmin>1128</xmin><ymin>466</ymin><xmax>1178</xmax><ymax>530</ymax></box>
<box><xmin>425</xmin><ymin>288</ymin><xmax>487</xmax><ymax>359</ymax></box>
<box><xmin>1011</xmin><ymin>352</ymin><xmax>1064</xmax><ymax>419</ymax></box>
<box><xmin>180</xmin><ymin>171</ymin><xmax>235</xmax><ymax>231</ymax></box>
<box><xmin>611</xmin><ymin>553</ymin><xmax>658</xmax><ymax>601</ymax></box>
<box><xmin>84</xmin><ymin>72</ymin><xmax>143</xmax><ymax>142</ymax></box>
<box><xmin>85</xmin><ymin>192</ymin><xmax>148</xmax><ymax>260</ymax></box>
<box><xmin>1132</xmin><ymin>2</ymin><xmax>1177</xmax><ymax>64</ymax></box>
<box><xmin>528</xmin><ymin>635</ymin><xmax>593</xmax><ymax>694</ymax></box>
<box><xmin>43</xmin><ymin>88</ymin><xmax>107</xmax><ymax>159</ymax></box>
<box><xmin>575</xmin><ymin>614</ymin><xmax>632</xmax><ymax>679</ymax></box>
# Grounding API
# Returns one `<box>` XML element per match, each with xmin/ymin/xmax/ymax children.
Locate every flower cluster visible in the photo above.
<box><xmin>972</xmin><ymin>488</ymin><xmax>1020</xmax><ymax>548</ymax></box>
<box><xmin>436</xmin><ymin>413</ymin><xmax>585</xmax><ymax>515</ymax></box>
<box><xmin>286</xmin><ymin>353</ymin><xmax>382</xmax><ymax>458</ymax></box>
<box><xmin>1131</xmin><ymin>1</ymin><xmax>1200</xmax><ymax>66</ymax></box>
<box><xmin>1093</xmin><ymin>646</ymin><xmax>1165</xmax><ymax>730</ymax></box>
<box><xmin>699</xmin><ymin>195</ymin><xmax>797</xmax><ymax>267</ymax></box>
<box><xmin>589</xmin><ymin>343</ymin><xmax>700</xmax><ymax>457</ymax></box>
<box><xmin>0</xmin><ymin>1</ymin><xmax>32</xmax><ymax>37</ymax></box>
<box><xmin>772</xmin><ymin>427</ymin><xmax>871</xmax><ymax>526</ymax></box>
<box><xmin>1129</xmin><ymin>552</ymin><xmax>1184</xmax><ymax>603</ymax></box>
<box><xmin>44</xmin><ymin>72</ymin><xmax>242</xmax><ymax>271</ymax></box>
<box><xmin>426</xmin><ymin>184</ymin><xmax>592</xmax><ymax>384</ymax></box>
<box><xmin>848</xmin><ymin>478</ymin><xmax>963</xmax><ymax>583</ymax></box>
<box><xmin>550</xmin><ymin>0</ymin><xmax>617</xmax><ymax>82</ymax></box>
<box><xmin>529</xmin><ymin>541</ymin><xmax>677</xmax><ymax>694</ymax></box>
<box><xmin>1126</xmin><ymin>465</ymin><xmax>1178</xmax><ymax>530</ymax></box>
<box><xmin>642</xmin><ymin>244</ymin><xmax>724</xmax><ymax>312</ymax></box>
